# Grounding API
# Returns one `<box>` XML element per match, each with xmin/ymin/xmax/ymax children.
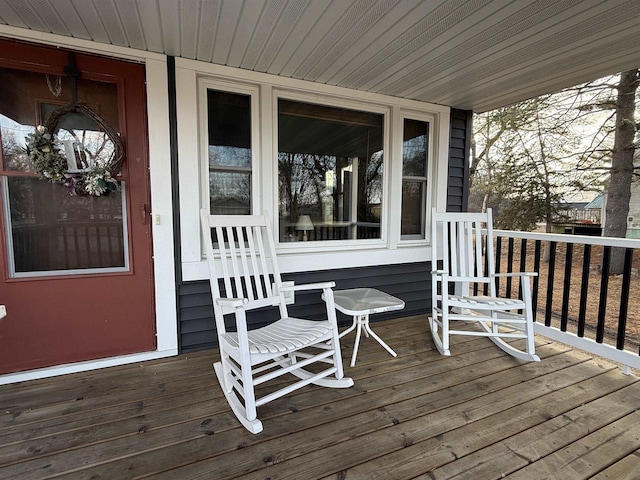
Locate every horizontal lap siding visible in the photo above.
<box><xmin>178</xmin><ymin>282</ymin><xmax>217</xmax><ymax>351</ymax></box>
<box><xmin>448</xmin><ymin>108</ymin><xmax>472</xmax><ymax>212</ymax></box>
<box><xmin>179</xmin><ymin>262</ymin><xmax>430</xmax><ymax>353</ymax></box>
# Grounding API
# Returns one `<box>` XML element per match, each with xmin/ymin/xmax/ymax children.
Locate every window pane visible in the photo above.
<box><xmin>278</xmin><ymin>99</ymin><xmax>384</xmax><ymax>242</ymax></box>
<box><xmin>402</xmin><ymin>119</ymin><xmax>428</xmax><ymax>177</ymax></box>
<box><xmin>207</xmin><ymin>89</ymin><xmax>251</xmax><ymax>214</ymax></box>
<box><xmin>401</xmin><ymin>181</ymin><xmax>425</xmax><ymax>236</ymax></box>
<box><xmin>401</xmin><ymin>118</ymin><xmax>429</xmax><ymax>239</ymax></box>
<box><xmin>1</xmin><ymin>66</ymin><xmax>127</xmax><ymax>276</ymax></box>
<box><xmin>209</xmin><ymin>145</ymin><xmax>251</xmax><ymax>169</ymax></box>
<box><xmin>210</xmin><ymin>171</ymin><xmax>251</xmax><ymax>215</ymax></box>
<box><xmin>6</xmin><ymin>176</ymin><xmax>125</xmax><ymax>273</ymax></box>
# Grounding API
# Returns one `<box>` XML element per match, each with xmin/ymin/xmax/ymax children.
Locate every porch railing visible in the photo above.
<box><xmin>491</xmin><ymin>229</ymin><xmax>640</xmax><ymax>373</ymax></box>
<box><xmin>283</xmin><ymin>222</ymin><xmax>381</xmax><ymax>241</ymax></box>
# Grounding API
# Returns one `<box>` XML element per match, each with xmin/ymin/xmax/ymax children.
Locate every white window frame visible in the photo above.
<box><xmin>175</xmin><ymin>57</ymin><xmax>450</xmax><ymax>280</ymax></box>
<box><xmin>197</xmin><ymin>78</ymin><xmax>261</xmax><ymax>217</ymax></box>
<box><xmin>272</xmin><ymin>89</ymin><xmax>391</xmax><ymax>253</ymax></box>
<box><xmin>399</xmin><ymin>112</ymin><xmax>435</xmax><ymax>243</ymax></box>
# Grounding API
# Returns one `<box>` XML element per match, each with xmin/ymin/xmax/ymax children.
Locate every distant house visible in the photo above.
<box><xmin>624</xmin><ymin>137</ymin><xmax>640</xmax><ymax>238</ymax></box>
<box><xmin>551</xmin><ymin>195</ymin><xmax>602</xmax><ymax>236</ymax></box>
<box><xmin>596</xmin><ymin>136</ymin><xmax>640</xmax><ymax>239</ymax></box>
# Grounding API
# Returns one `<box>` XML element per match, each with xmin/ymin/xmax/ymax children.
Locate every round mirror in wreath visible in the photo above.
<box><xmin>25</xmin><ymin>103</ymin><xmax>124</xmax><ymax>196</ymax></box>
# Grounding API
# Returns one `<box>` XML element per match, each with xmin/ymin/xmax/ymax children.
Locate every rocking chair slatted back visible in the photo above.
<box><xmin>438</xmin><ymin>213</ymin><xmax>496</xmax><ymax>296</ymax></box>
<box><xmin>204</xmin><ymin>214</ymin><xmax>286</xmax><ymax>323</ymax></box>
<box><xmin>216</xmin><ymin>223</ymin><xmax>274</xmax><ymax>300</ymax></box>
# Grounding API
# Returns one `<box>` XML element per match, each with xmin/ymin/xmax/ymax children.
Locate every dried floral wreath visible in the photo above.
<box><xmin>25</xmin><ymin>103</ymin><xmax>124</xmax><ymax>196</ymax></box>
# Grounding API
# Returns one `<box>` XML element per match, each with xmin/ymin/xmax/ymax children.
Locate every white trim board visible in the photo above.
<box><xmin>182</xmin><ymin>244</ymin><xmax>433</xmax><ymax>282</ymax></box>
<box><xmin>0</xmin><ymin>349</ymin><xmax>178</xmax><ymax>385</ymax></box>
<box><xmin>0</xmin><ymin>25</ymin><xmax>166</xmax><ymax>63</ymax></box>
<box><xmin>534</xmin><ymin>323</ymin><xmax>640</xmax><ymax>374</ymax></box>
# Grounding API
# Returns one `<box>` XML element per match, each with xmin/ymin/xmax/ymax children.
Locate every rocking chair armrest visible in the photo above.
<box><xmin>283</xmin><ymin>281</ymin><xmax>336</xmax><ymax>292</ymax></box>
<box><xmin>216</xmin><ymin>298</ymin><xmax>248</xmax><ymax>308</ymax></box>
<box><xmin>493</xmin><ymin>272</ymin><xmax>538</xmax><ymax>278</ymax></box>
<box><xmin>440</xmin><ymin>275</ymin><xmax>491</xmax><ymax>283</ymax></box>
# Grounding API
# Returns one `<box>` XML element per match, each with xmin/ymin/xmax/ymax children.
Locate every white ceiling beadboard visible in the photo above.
<box><xmin>1</xmin><ymin>0</ymin><xmax>639</xmax><ymax>112</ymax></box>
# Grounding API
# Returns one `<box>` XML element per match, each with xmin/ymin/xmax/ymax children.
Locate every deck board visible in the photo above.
<box><xmin>503</xmin><ymin>409</ymin><xmax>640</xmax><ymax>480</ymax></box>
<box><xmin>591</xmin><ymin>449</ymin><xmax>640</xmax><ymax>480</ymax></box>
<box><xmin>425</xmin><ymin>376</ymin><xmax>640</xmax><ymax>479</ymax></box>
<box><xmin>0</xmin><ymin>315</ymin><xmax>638</xmax><ymax>480</ymax></box>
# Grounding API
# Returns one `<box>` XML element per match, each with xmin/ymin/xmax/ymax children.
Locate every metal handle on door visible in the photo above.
<box><xmin>140</xmin><ymin>203</ymin><xmax>148</xmax><ymax>224</ymax></box>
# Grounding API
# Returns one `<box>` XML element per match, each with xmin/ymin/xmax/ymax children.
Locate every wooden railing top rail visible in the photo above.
<box><xmin>493</xmin><ymin>229</ymin><xmax>640</xmax><ymax>249</ymax></box>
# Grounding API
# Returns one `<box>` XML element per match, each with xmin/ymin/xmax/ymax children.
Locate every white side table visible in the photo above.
<box><xmin>330</xmin><ymin>288</ymin><xmax>405</xmax><ymax>367</ymax></box>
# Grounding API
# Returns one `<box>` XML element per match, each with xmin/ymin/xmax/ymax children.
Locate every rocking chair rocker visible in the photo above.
<box><xmin>429</xmin><ymin>208</ymin><xmax>540</xmax><ymax>362</ymax></box>
<box><xmin>200</xmin><ymin>210</ymin><xmax>353</xmax><ymax>434</ymax></box>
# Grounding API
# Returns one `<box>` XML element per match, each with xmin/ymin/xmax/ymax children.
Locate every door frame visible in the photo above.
<box><xmin>0</xmin><ymin>29</ymin><xmax>178</xmax><ymax>384</ymax></box>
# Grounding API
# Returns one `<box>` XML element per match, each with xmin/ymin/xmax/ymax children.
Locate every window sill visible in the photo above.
<box><xmin>182</xmin><ymin>242</ymin><xmax>432</xmax><ymax>281</ymax></box>
<box><xmin>276</xmin><ymin>238</ymin><xmax>386</xmax><ymax>253</ymax></box>
<box><xmin>398</xmin><ymin>238</ymin><xmax>430</xmax><ymax>247</ymax></box>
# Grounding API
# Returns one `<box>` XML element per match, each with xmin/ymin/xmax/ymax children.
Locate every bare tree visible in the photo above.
<box><xmin>603</xmin><ymin>69</ymin><xmax>639</xmax><ymax>273</ymax></box>
<box><xmin>473</xmin><ymin>69</ymin><xmax>640</xmax><ymax>273</ymax></box>
<box><xmin>471</xmin><ymin>95</ymin><xmax>597</xmax><ymax>231</ymax></box>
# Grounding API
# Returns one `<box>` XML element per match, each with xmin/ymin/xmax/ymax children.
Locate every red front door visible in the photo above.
<box><xmin>0</xmin><ymin>39</ymin><xmax>156</xmax><ymax>374</ymax></box>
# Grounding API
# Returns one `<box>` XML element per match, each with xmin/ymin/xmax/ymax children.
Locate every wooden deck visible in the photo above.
<box><xmin>2</xmin><ymin>315</ymin><xmax>640</xmax><ymax>480</ymax></box>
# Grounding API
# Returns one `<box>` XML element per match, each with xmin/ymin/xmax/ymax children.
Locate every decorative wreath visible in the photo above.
<box><xmin>25</xmin><ymin>103</ymin><xmax>124</xmax><ymax>196</ymax></box>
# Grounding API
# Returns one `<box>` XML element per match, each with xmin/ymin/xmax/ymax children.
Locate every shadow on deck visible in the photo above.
<box><xmin>1</xmin><ymin>316</ymin><xmax>640</xmax><ymax>479</ymax></box>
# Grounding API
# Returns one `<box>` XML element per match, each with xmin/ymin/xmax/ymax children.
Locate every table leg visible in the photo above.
<box><xmin>364</xmin><ymin>315</ymin><xmax>397</xmax><ymax>357</ymax></box>
<box><xmin>338</xmin><ymin>317</ymin><xmax>357</xmax><ymax>338</ymax></box>
<box><xmin>350</xmin><ymin>315</ymin><xmax>365</xmax><ymax>367</ymax></box>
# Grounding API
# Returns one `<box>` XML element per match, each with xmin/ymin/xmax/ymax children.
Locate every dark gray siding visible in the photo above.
<box><xmin>175</xmin><ymin>106</ymin><xmax>472</xmax><ymax>353</ymax></box>
<box><xmin>179</xmin><ymin>262</ymin><xmax>430</xmax><ymax>353</ymax></box>
<box><xmin>448</xmin><ymin>108</ymin><xmax>472</xmax><ymax>212</ymax></box>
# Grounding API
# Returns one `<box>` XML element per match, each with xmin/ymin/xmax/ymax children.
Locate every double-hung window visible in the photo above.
<box><xmin>401</xmin><ymin>118</ymin><xmax>430</xmax><ymax>239</ymax></box>
<box><xmin>205</xmin><ymin>89</ymin><xmax>252</xmax><ymax>215</ymax></box>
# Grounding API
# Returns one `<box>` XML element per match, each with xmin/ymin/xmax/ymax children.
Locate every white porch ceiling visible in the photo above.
<box><xmin>1</xmin><ymin>0</ymin><xmax>639</xmax><ymax>112</ymax></box>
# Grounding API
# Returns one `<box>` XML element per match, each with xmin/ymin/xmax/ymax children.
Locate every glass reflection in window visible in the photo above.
<box><xmin>401</xmin><ymin>119</ymin><xmax>429</xmax><ymax>238</ymax></box>
<box><xmin>1</xmin><ymin>112</ymin><xmax>35</xmax><ymax>172</ymax></box>
<box><xmin>207</xmin><ymin>90</ymin><xmax>252</xmax><ymax>215</ymax></box>
<box><xmin>0</xmin><ymin>67</ymin><xmax>127</xmax><ymax>277</ymax></box>
<box><xmin>278</xmin><ymin>99</ymin><xmax>384</xmax><ymax>242</ymax></box>
<box><xmin>6</xmin><ymin>176</ymin><xmax>126</xmax><ymax>274</ymax></box>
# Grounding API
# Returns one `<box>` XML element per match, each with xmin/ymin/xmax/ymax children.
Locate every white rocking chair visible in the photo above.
<box><xmin>200</xmin><ymin>210</ymin><xmax>353</xmax><ymax>434</ymax></box>
<box><xmin>429</xmin><ymin>208</ymin><xmax>540</xmax><ymax>362</ymax></box>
